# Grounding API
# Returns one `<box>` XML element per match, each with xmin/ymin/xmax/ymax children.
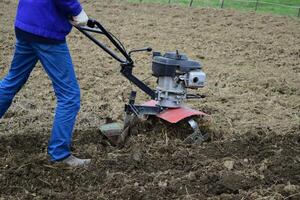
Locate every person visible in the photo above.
<box><xmin>0</xmin><ymin>0</ymin><xmax>91</xmax><ymax>167</ymax></box>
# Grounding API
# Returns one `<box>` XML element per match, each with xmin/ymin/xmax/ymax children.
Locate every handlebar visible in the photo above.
<box><xmin>74</xmin><ymin>19</ymin><xmax>133</xmax><ymax>65</ymax></box>
<box><xmin>74</xmin><ymin>19</ymin><xmax>156</xmax><ymax>99</ymax></box>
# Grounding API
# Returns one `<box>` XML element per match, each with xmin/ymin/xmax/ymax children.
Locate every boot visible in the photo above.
<box><xmin>61</xmin><ymin>155</ymin><xmax>91</xmax><ymax>167</ymax></box>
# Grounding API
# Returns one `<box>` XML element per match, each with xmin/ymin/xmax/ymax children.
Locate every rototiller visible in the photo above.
<box><xmin>75</xmin><ymin>19</ymin><xmax>209</xmax><ymax>145</ymax></box>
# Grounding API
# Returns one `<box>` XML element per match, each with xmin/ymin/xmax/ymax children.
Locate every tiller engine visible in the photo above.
<box><xmin>75</xmin><ymin>19</ymin><xmax>209</xmax><ymax>146</ymax></box>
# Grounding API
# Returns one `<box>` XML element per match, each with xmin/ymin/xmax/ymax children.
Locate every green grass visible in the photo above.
<box><xmin>128</xmin><ymin>0</ymin><xmax>300</xmax><ymax>17</ymax></box>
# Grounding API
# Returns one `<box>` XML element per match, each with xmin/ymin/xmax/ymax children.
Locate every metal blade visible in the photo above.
<box><xmin>184</xmin><ymin>119</ymin><xmax>208</xmax><ymax>144</ymax></box>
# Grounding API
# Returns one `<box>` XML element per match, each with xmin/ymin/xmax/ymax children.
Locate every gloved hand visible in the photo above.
<box><xmin>72</xmin><ymin>9</ymin><xmax>89</xmax><ymax>26</ymax></box>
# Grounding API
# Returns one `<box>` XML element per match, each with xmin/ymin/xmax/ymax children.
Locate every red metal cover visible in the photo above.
<box><xmin>143</xmin><ymin>100</ymin><xmax>208</xmax><ymax>123</ymax></box>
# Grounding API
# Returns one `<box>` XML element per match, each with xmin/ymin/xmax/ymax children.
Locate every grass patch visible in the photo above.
<box><xmin>128</xmin><ymin>0</ymin><xmax>300</xmax><ymax>17</ymax></box>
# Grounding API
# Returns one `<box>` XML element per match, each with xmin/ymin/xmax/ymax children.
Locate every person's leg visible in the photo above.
<box><xmin>33</xmin><ymin>42</ymin><xmax>81</xmax><ymax>161</ymax></box>
<box><xmin>0</xmin><ymin>40</ymin><xmax>38</xmax><ymax>118</ymax></box>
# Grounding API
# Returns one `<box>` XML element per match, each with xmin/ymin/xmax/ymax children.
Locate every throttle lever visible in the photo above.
<box><xmin>129</xmin><ymin>47</ymin><xmax>152</xmax><ymax>56</ymax></box>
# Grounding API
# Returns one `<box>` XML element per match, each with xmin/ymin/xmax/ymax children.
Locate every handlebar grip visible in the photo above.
<box><xmin>87</xmin><ymin>19</ymin><xmax>96</xmax><ymax>28</ymax></box>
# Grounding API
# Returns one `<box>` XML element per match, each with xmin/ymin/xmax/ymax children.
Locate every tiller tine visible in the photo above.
<box><xmin>143</xmin><ymin>100</ymin><xmax>210</xmax><ymax>144</ymax></box>
<box><xmin>183</xmin><ymin>119</ymin><xmax>209</xmax><ymax>144</ymax></box>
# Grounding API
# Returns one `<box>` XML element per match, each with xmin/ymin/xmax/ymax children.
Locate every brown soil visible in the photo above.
<box><xmin>0</xmin><ymin>0</ymin><xmax>300</xmax><ymax>199</ymax></box>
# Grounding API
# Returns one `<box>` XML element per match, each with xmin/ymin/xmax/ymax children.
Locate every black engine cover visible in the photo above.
<box><xmin>152</xmin><ymin>51</ymin><xmax>202</xmax><ymax>77</ymax></box>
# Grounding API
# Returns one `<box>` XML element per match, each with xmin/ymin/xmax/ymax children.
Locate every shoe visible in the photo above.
<box><xmin>61</xmin><ymin>155</ymin><xmax>91</xmax><ymax>167</ymax></box>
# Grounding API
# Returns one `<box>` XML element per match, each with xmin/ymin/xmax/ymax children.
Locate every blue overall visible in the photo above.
<box><xmin>0</xmin><ymin>40</ymin><xmax>80</xmax><ymax>161</ymax></box>
<box><xmin>0</xmin><ymin>0</ymin><xmax>83</xmax><ymax>161</ymax></box>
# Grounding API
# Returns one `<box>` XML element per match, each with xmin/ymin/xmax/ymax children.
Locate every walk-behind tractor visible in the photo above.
<box><xmin>75</xmin><ymin>19</ymin><xmax>209</xmax><ymax>146</ymax></box>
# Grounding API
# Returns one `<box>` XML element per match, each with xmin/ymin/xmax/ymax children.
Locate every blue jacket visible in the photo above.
<box><xmin>15</xmin><ymin>0</ymin><xmax>82</xmax><ymax>41</ymax></box>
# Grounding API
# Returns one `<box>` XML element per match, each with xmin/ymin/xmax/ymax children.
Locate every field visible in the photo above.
<box><xmin>128</xmin><ymin>0</ymin><xmax>300</xmax><ymax>17</ymax></box>
<box><xmin>0</xmin><ymin>0</ymin><xmax>300</xmax><ymax>199</ymax></box>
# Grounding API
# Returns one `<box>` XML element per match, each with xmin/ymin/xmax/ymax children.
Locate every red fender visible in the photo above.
<box><xmin>143</xmin><ymin>100</ymin><xmax>208</xmax><ymax>123</ymax></box>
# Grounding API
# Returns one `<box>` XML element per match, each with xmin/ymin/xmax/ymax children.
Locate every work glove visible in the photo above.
<box><xmin>72</xmin><ymin>9</ymin><xmax>89</xmax><ymax>26</ymax></box>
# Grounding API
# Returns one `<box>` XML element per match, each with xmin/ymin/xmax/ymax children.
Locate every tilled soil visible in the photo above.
<box><xmin>0</xmin><ymin>0</ymin><xmax>300</xmax><ymax>199</ymax></box>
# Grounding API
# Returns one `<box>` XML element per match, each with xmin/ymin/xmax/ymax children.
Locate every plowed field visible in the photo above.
<box><xmin>0</xmin><ymin>0</ymin><xmax>300</xmax><ymax>199</ymax></box>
